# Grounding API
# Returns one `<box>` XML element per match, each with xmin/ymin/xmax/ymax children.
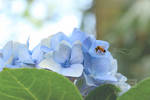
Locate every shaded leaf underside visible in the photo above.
<box><xmin>85</xmin><ymin>84</ymin><xmax>120</xmax><ymax>100</ymax></box>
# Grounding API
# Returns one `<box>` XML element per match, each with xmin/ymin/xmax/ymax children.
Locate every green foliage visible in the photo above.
<box><xmin>118</xmin><ymin>77</ymin><xmax>150</xmax><ymax>100</ymax></box>
<box><xmin>0</xmin><ymin>68</ymin><xmax>83</xmax><ymax>100</ymax></box>
<box><xmin>85</xmin><ymin>84</ymin><xmax>120</xmax><ymax>100</ymax></box>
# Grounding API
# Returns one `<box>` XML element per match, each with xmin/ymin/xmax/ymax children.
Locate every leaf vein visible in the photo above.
<box><xmin>46</xmin><ymin>80</ymin><xmax>52</xmax><ymax>100</ymax></box>
<box><xmin>60</xmin><ymin>91</ymin><xmax>66</xmax><ymax>100</ymax></box>
<box><xmin>6</xmin><ymin>70</ymin><xmax>38</xmax><ymax>100</ymax></box>
<box><xmin>0</xmin><ymin>90</ymin><xmax>24</xmax><ymax>100</ymax></box>
<box><xmin>28</xmin><ymin>79</ymin><xmax>36</xmax><ymax>89</ymax></box>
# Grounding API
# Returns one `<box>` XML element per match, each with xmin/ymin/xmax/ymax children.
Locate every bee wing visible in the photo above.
<box><xmin>110</xmin><ymin>47</ymin><xmax>130</xmax><ymax>55</ymax></box>
<box><xmin>100</xmin><ymin>45</ymin><xmax>107</xmax><ymax>49</ymax></box>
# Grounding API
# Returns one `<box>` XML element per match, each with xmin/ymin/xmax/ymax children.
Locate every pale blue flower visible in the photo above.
<box><xmin>0</xmin><ymin>41</ymin><xmax>44</xmax><ymax>71</ymax></box>
<box><xmin>0</xmin><ymin>41</ymin><xmax>34</xmax><ymax>70</ymax></box>
<box><xmin>27</xmin><ymin>37</ymin><xmax>44</xmax><ymax>64</ymax></box>
<box><xmin>82</xmin><ymin>36</ymin><xmax>130</xmax><ymax>94</ymax></box>
<box><xmin>30</xmin><ymin>44</ymin><xmax>44</xmax><ymax>64</ymax></box>
<box><xmin>83</xmin><ymin>36</ymin><xmax>117</xmax><ymax>83</ymax></box>
<box><xmin>39</xmin><ymin>29</ymin><xmax>85</xmax><ymax>77</ymax></box>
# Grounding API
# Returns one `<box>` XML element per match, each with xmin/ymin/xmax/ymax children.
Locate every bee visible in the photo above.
<box><xmin>95</xmin><ymin>46</ymin><xmax>106</xmax><ymax>53</ymax></box>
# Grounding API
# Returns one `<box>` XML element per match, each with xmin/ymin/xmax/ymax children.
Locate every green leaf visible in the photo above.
<box><xmin>118</xmin><ymin>77</ymin><xmax>150</xmax><ymax>100</ymax></box>
<box><xmin>0</xmin><ymin>68</ymin><xmax>83</xmax><ymax>100</ymax></box>
<box><xmin>85</xmin><ymin>84</ymin><xmax>120</xmax><ymax>100</ymax></box>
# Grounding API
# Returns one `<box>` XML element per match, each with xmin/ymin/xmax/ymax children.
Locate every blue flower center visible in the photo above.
<box><xmin>84</xmin><ymin>69</ymin><xmax>90</xmax><ymax>75</ymax></box>
<box><xmin>33</xmin><ymin>59</ymin><xmax>38</xmax><ymax>64</ymax></box>
<box><xmin>12</xmin><ymin>57</ymin><xmax>19</xmax><ymax>65</ymax></box>
<box><xmin>61</xmin><ymin>60</ymin><xmax>71</xmax><ymax>68</ymax></box>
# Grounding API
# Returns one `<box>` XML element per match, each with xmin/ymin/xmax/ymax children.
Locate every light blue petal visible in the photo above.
<box><xmin>14</xmin><ymin>43</ymin><xmax>34</xmax><ymax>64</ymax></box>
<box><xmin>50</xmin><ymin>32</ymin><xmax>70</xmax><ymax>50</ymax></box>
<box><xmin>39</xmin><ymin>59</ymin><xmax>84</xmax><ymax>77</ymax></box>
<box><xmin>2</xmin><ymin>41</ymin><xmax>13</xmax><ymax>61</ymax></box>
<box><xmin>109</xmin><ymin>59</ymin><xmax>118</xmax><ymax>74</ymax></box>
<box><xmin>40</xmin><ymin>45</ymin><xmax>52</xmax><ymax>53</ymax></box>
<box><xmin>53</xmin><ymin>41</ymin><xmax>71</xmax><ymax>64</ymax></box>
<box><xmin>39</xmin><ymin>58</ymin><xmax>61</xmax><ymax>72</ymax></box>
<box><xmin>91</xmin><ymin>57</ymin><xmax>113</xmax><ymax>76</ymax></box>
<box><xmin>84</xmin><ymin>52</ymin><xmax>116</xmax><ymax>78</ymax></box>
<box><xmin>84</xmin><ymin>73</ymin><xmax>117</xmax><ymax>87</ymax></box>
<box><xmin>0</xmin><ymin>58</ymin><xmax>4</xmax><ymax>71</ymax></box>
<box><xmin>0</xmin><ymin>67</ymin><xmax>3</xmax><ymax>71</ymax></box>
<box><xmin>87</xmin><ymin>56</ymin><xmax>109</xmax><ymax>75</ymax></box>
<box><xmin>44</xmin><ymin>51</ymin><xmax>53</xmax><ymax>59</ymax></box>
<box><xmin>32</xmin><ymin>44</ymin><xmax>43</xmax><ymax>64</ymax></box>
<box><xmin>70</xmin><ymin>28</ymin><xmax>87</xmax><ymax>43</ymax></box>
<box><xmin>82</xmin><ymin>36</ymin><xmax>95</xmax><ymax>53</ymax></box>
<box><xmin>94</xmin><ymin>75</ymin><xmax>117</xmax><ymax>82</ymax></box>
<box><xmin>4</xmin><ymin>55</ymin><xmax>14</xmax><ymax>65</ymax></box>
<box><xmin>41</xmin><ymin>35</ymin><xmax>52</xmax><ymax>48</ymax></box>
<box><xmin>70</xmin><ymin>41</ymin><xmax>83</xmax><ymax>64</ymax></box>
<box><xmin>83</xmin><ymin>53</ymin><xmax>92</xmax><ymax>73</ymax></box>
<box><xmin>115</xmin><ymin>73</ymin><xmax>127</xmax><ymax>82</ymax></box>
<box><xmin>84</xmin><ymin>73</ymin><xmax>96</xmax><ymax>86</ymax></box>
<box><xmin>5</xmin><ymin>64</ymin><xmax>20</xmax><ymax>68</ymax></box>
<box><xmin>12</xmin><ymin>42</ymin><xmax>24</xmax><ymax>57</ymax></box>
<box><xmin>5</xmin><ymin>62</ymin><xmax>32</xmax><ymax>68</ymax></box>
<box><xmin>59</xmin><ymin>64</ymin><xmax>83</xmax><ymax>77</ymax></box>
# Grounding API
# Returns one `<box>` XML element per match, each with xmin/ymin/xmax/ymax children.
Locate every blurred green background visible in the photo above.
<box><xmin>0</xmin><ymin>0</ymin><xmax>150</xmax><ymax>84</ymax></box>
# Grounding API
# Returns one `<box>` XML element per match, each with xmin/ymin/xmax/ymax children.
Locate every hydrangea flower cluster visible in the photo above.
<box><xmin>0</xmin><ymin>28</ymin><xmax>130</xmax><ymax>95</ymax></box>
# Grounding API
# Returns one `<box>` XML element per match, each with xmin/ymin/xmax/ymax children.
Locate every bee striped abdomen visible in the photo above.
<box><xmin>95</xmin><ymin>46</ymin><xmax>106</xmax><ymax>53</ymax></box>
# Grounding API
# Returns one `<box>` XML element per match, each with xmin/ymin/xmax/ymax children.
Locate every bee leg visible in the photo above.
<box><xmin>98</xmin><ymin>51</ymin><xmax>105</xmax><ymax>55</ymax></box>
